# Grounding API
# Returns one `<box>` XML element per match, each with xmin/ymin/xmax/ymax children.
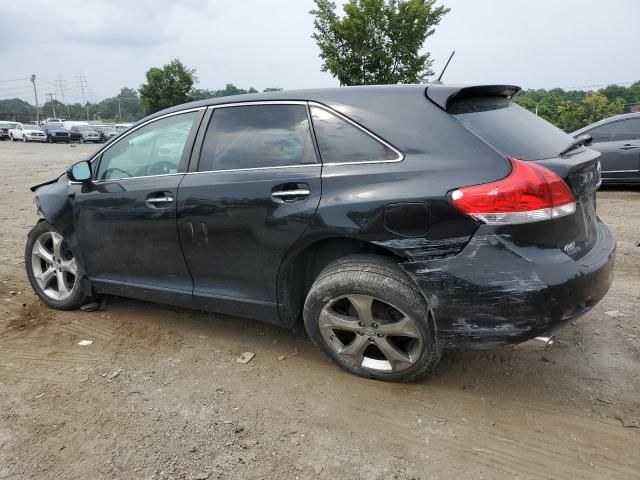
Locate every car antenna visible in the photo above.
<box><xmin>433</xmin><ymin>50</ymin><xmax>455</xmax><ymax>84</ymax></box>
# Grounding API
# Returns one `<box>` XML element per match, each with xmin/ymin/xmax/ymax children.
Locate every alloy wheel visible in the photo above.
<box><xmin>31</xmin><ymin>231</ymin><xmax>78</xmax><ymax>301</ymax></box>
<box><xmin>319</xmin><ymin>294</ymin><xmax>424</xmax><ymax>372</ymax></box>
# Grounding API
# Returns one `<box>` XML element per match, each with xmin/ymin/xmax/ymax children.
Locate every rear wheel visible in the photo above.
<box><xmin>25</xmin><ymin>222</ymin><xmax>90</xmax><ymax>310</ymax></box>
<box><xmin>303</xmin><ymin>254</ymin><xmax>442</xmax><ymax>382</ymax></box>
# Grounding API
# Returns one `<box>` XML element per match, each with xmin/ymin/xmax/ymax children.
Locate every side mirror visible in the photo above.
<box><xmin>580</xmin><ymin>133</ymin><xmax>592</xmax><ymax>146</ymax></box>
<box><xmin>67</xmin><ymin>160</ymin><xmax>92</xmax><ymax>183</ymax></box>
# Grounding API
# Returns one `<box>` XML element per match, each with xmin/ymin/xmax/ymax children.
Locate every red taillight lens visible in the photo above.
<box><xmin>450</xmin><ymin>157</ymin><xmax>576</xmax><ymax>224</ymax></box>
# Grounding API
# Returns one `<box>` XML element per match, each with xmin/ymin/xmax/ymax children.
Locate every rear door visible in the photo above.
<box><xmin>177</xmin><ymin>102</ymin><xmax>321</xmax><ymax>320</ymax></box>
<box><xmin>586</xmin><ymin>118</ymin><xmax>640</xmax><ymax>181</ymax></box>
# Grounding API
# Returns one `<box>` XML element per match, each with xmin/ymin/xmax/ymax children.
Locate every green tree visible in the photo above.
<box><xmin>139</xmin><ymin>59</ymin><xmax>196</xmax><ymax>115</ymax></box>
<box><xmin>190</xmin><ymin>84</ymin><xmax>263</xmax><ymax>101</ymax></box>
<box><xmin>556</xmin><ymin>93</ymin><xmax>624</xmax><ymax>132</ymax></box>
<box><xmin>310</xmin><ymin>0</ymin><xmax>449</xmax><ymax>85</ymax></box>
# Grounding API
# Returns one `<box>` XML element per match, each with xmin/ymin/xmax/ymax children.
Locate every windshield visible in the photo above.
<box><xmin>76</xmin><ymin>125</ymin><xmax>92</xmax><ymax>131</ymax></box>
<box><xmin>26</xmin><ymin>126</ymin><xmax>42</xmax><ymax>131</ymax></box>
<box><xmin>48</xmin><ymin>123</ymin><xmax>63</xmax><ymax>129</ymax></box>
<box><xmin>449</xmin><ymin>96</ymin><xmax>573</xmax><ymax>160</ymax></box>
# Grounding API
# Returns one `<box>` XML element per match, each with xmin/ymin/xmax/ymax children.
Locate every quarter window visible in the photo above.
<box><xmin>310</xmin><ymin>106</ymin><xmax>398</xmax><ymax>163</ymax></box>
<box><xmin>96</xmin><ymin>111</ymin><xmax>198</xmax><ymax>180</ymax></box>
<box><xmin>198</xmin><ymin>104</ymin><xmax>316</xmax><ymax>172</ymax></box>
<box><xmin>589</xmin><ymin>119</ymin><xmax>640</xmax><ymax>143</ymax></box>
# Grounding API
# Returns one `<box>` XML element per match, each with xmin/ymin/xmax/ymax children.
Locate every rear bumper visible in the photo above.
<box><xmin>402</xmin><ymin>219</ymin><xmax>616</xmax><ymax>348</ymax></box>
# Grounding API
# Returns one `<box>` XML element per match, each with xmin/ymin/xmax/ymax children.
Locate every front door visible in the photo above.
<box><xmin>73</xmin><ymin>109</ymin><xmax>203</xmax><ymax>306</ymax></box>
<box><xmin>177</xmin><ymin>103</ymin><xmax>321</xmax><ymax>321</ymax></box>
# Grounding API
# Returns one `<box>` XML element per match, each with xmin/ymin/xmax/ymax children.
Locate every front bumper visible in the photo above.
<box><xmin>26</xmin><ymin>135</ymin><xmax>47</xmax><ymax>142</ymax></box>
<box><xmin>402</xmin><ymin>219</ymin><xmax>616</xmax><ymax>348</ymax></box>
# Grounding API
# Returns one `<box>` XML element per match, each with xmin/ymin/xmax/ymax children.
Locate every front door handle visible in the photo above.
<box><xmin>146</xmin><ymin>192</ymin><xmax>174</xmax><ymax>208</ymax></box>
<box><xmin>620</xmin><ymin>144</ymin><xmax>638</xmax><ymax>150</ymax></box>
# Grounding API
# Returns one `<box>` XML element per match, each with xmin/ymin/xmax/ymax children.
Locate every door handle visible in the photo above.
<box><xmin>146</xmin><ymin>192</ymin><xmax>174</xmax><ymax>208</ymax></box>
<box><xmin>271</xmin><ymin>183</ymin><xmax>311</xmax><ymax>204</ymax></box>
<box><xmin>620</xmin><ymin>144</ymin><xmax>638</xmax><ymax>150</ymax></box>
<box><xmin>271</xmin><ymin>189</ymin><xmax>311</xmax><ymax>203</ymax></box>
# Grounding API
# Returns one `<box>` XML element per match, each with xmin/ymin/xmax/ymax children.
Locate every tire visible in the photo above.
<box><xmin>80</xmin><ymin>137</ymin><xmax>85</xmax><ymax>144</ymax></box>
<box><xmin>10</xmin><ymin>135</ymin><xmax>14</xmax><ymax>141</ymax></box>
<box><xmin>22</xmin><ymin>136</ymin><xmax>27</xmax><ymax>143</ymax></box>
<box><xmin>25</xmin><ymin>221</ymin><xmax>90</xmax><ymax>310</ymax></box>
<box><xmin>303</xmin><ymin>254</ymin><xmax>442</xmax><ymax>382</ymax></box>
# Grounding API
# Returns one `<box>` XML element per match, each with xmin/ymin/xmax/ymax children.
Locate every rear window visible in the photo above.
<box><xmin>448</xmin><ymin>96</ymin><xmax>572</xmax><ymax>160</ymax></box>
<box><xmin>310</xmin><ymin>106</ymin><xmax>399</xmax><ymax>164</ymax></box>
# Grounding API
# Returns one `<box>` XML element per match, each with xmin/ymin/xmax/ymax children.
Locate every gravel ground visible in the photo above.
<box><xmin>0</xmin><ymin>141</ymin><xmax>638</xmax><ymax>480</ymax></box>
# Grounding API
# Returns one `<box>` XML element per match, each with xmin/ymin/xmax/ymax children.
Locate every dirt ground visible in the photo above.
<box><xmin>0</xmin><ymin>141</ymin><xmax>638</xmax><ymax>480</ymax></box>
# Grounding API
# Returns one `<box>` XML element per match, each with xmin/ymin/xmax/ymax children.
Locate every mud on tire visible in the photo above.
<box><xmin>303</xmin><ymin>254</ymin><xmax>442</xmax><ymax>382</ymax></box>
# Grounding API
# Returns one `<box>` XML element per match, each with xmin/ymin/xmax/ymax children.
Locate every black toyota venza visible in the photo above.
<box><xmin>26</xmin><ymin>85</ymin><xmax>616</xmax><ymax>381</ymax></box>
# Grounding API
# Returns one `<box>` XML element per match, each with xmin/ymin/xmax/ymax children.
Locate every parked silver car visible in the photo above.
<box><xmin>70</xmin><ymin>124</ymin><xmax>102</xmax><ymax>143</ymax></box>
<box><xmin>572</xmin><ymin>112</ymin><xmax>640</xmax><ymax>185</ymax></box>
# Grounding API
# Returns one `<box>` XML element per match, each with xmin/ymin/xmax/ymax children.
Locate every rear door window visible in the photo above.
<box><xmin>310</xmin><ymin>106</ymin><xmax>399</xmax><ymax>164</ymax></box>
<box><xmin>198</xmin><ymin>104</ymin><xmax>316</xmax><ymax>172</ymax></box>
<box><xmin>449</xmin><ymin>96</ymin><xmax>572</xmax><ymax>160</ymax></box>
<box><xmin>588</xmin><ymin>118</ymin><xmax>640</xmax><ymax>143</ymax></box>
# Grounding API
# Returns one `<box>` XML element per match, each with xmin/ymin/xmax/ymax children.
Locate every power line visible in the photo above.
<box><xmin>55</xmin><ymin>75</ymin><xmax>71</xmax><ymax>118</ymax></box>
<box><xmin>0</xmin><ymin>77</ymin><xmax>30</xmax><ymax>83</ymax></box>
<box><xmin>76</xmin><ymin>74</ymin><xmax>89</xmax><ymax>121</ymax></box>
<box><xmin>45</xmin><ymin>93</ymin><xmax>57</xmax><ymax>118</ymax></box>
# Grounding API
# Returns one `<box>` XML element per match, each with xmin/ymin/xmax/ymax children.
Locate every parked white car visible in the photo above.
<box><xmin>115</xmin><ymin>123</ymin><xmax>133</xmax><ymax>133</ymax></box>
<box><xmin>9</xmin><ymin>123</ymin><xmax>47</xmax><ymax>142</ymax></box>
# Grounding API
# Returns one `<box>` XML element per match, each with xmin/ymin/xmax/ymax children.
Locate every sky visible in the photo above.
<box><xmin>0</xmin><ymin>0</ymin><xmax>639</xmax><ymax>103</ymax></box>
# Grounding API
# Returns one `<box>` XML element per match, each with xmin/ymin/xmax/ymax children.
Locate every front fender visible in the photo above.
<box><xmin>32</xmin><ymin>176</ymin><xmax>86</xmax><ymax>276</ymax></box>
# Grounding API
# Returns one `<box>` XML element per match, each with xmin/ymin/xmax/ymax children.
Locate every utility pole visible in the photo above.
<box><xmin>46</xmin><ymin>93</ymin><xmax>57</xmax><ymax>118</ymax></box>
<box><xmin>55</xmin><ymin>75</ymin><xmax>70</xmax><ymax>119</ymax></box>
<box><xmin>117</xmin><ymin>99</ymin><xmax>122</xmax><ymax>123</ymax></box>
<box><xmin>30</xmin><ymin>74</ymin><xmax>40</xmax><ymax>124</ymax></box>
<box><xmin>76</xmin><ymin>74</ymin><xmax>89</xmax><ymax>121</ymax></box>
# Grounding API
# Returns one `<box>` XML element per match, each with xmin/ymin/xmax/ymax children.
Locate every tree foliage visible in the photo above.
<box><xmin>310</xmin><ymin>0</ymin><xmax>449</xmax><ymax>85</ymax></box>
<box><xmin>139</xmin><ymin>59</ymin><xmax>197</xmax><ymax>115</ymax></box>
<box><xmin>190</xmin><ymin>84</ymin><xmax>260</xmax><ymax>101</ymax></box>
<box><xmin>514</xmin><ymin>81</ymin><xmax>639</xmax><ymax>132</ymax></box>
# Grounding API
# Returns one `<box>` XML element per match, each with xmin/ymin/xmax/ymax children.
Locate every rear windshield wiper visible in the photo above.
<box><xmin>559</xmin><ymin>134</ymin><xmax>591</xmax><ymax>156</ymax></box>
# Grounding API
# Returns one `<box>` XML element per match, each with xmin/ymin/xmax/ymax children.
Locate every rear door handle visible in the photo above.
<box><xmin>620</xmin><ymin>144</ymin><xmax>638</xmax><ymax>150</ymax></box>
<box><xmin>271</xmin><ymin>184</ymin><xmax>311</xmax><ymax>203</ymax></box>
<box><xmin>146</xmin><ymin>192</ymin><xmax>174</xmax><ymax>208</ymax></box>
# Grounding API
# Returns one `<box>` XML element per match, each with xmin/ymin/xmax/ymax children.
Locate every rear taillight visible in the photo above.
<box><xmin>450</xmin><ymin>157</ymin><xmax>576</xmax><ymax>224</ymax></box>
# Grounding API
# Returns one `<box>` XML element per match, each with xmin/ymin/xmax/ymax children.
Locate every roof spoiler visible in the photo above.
<box><xmin>425</xmin><ymin>84</ymin><xmax>521</xmax><ymax>110</ymax></box>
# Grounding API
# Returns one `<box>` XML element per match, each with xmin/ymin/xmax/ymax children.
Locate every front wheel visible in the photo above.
<box><xmin>303</xmin><ymin>254</ymin><xmax>442</xmax><ymax>382</ymax></box>
<box><xmin>22</xmin><ymin>136</ymin><xmax>27</xmax><ymax>143</ymax></box>
<box><xmin>25</xmin><ymin>221</ymin><xmax>90</xmax><ymax>310</ymax></box>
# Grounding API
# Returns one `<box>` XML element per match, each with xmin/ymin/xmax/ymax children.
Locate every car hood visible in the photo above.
<box><xmin>31</xmin><ymin>173</ymin><xmax>64</xmax><ymax>192</ymax></box>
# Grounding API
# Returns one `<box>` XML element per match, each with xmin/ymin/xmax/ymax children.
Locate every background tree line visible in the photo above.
<box><xmin>513</xmin><ymin>82</ymin><xmax>640</xmax><ymax>132</ymax></box>
<box><xmin>0</xmin><ymin>63</ymin><xmax>281</xmax><ymax>123</ymax></box>
<box><xmin>3</xmin><ymin>0</ymin><xmax>638</xmax><ymax>132</ymax></box>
